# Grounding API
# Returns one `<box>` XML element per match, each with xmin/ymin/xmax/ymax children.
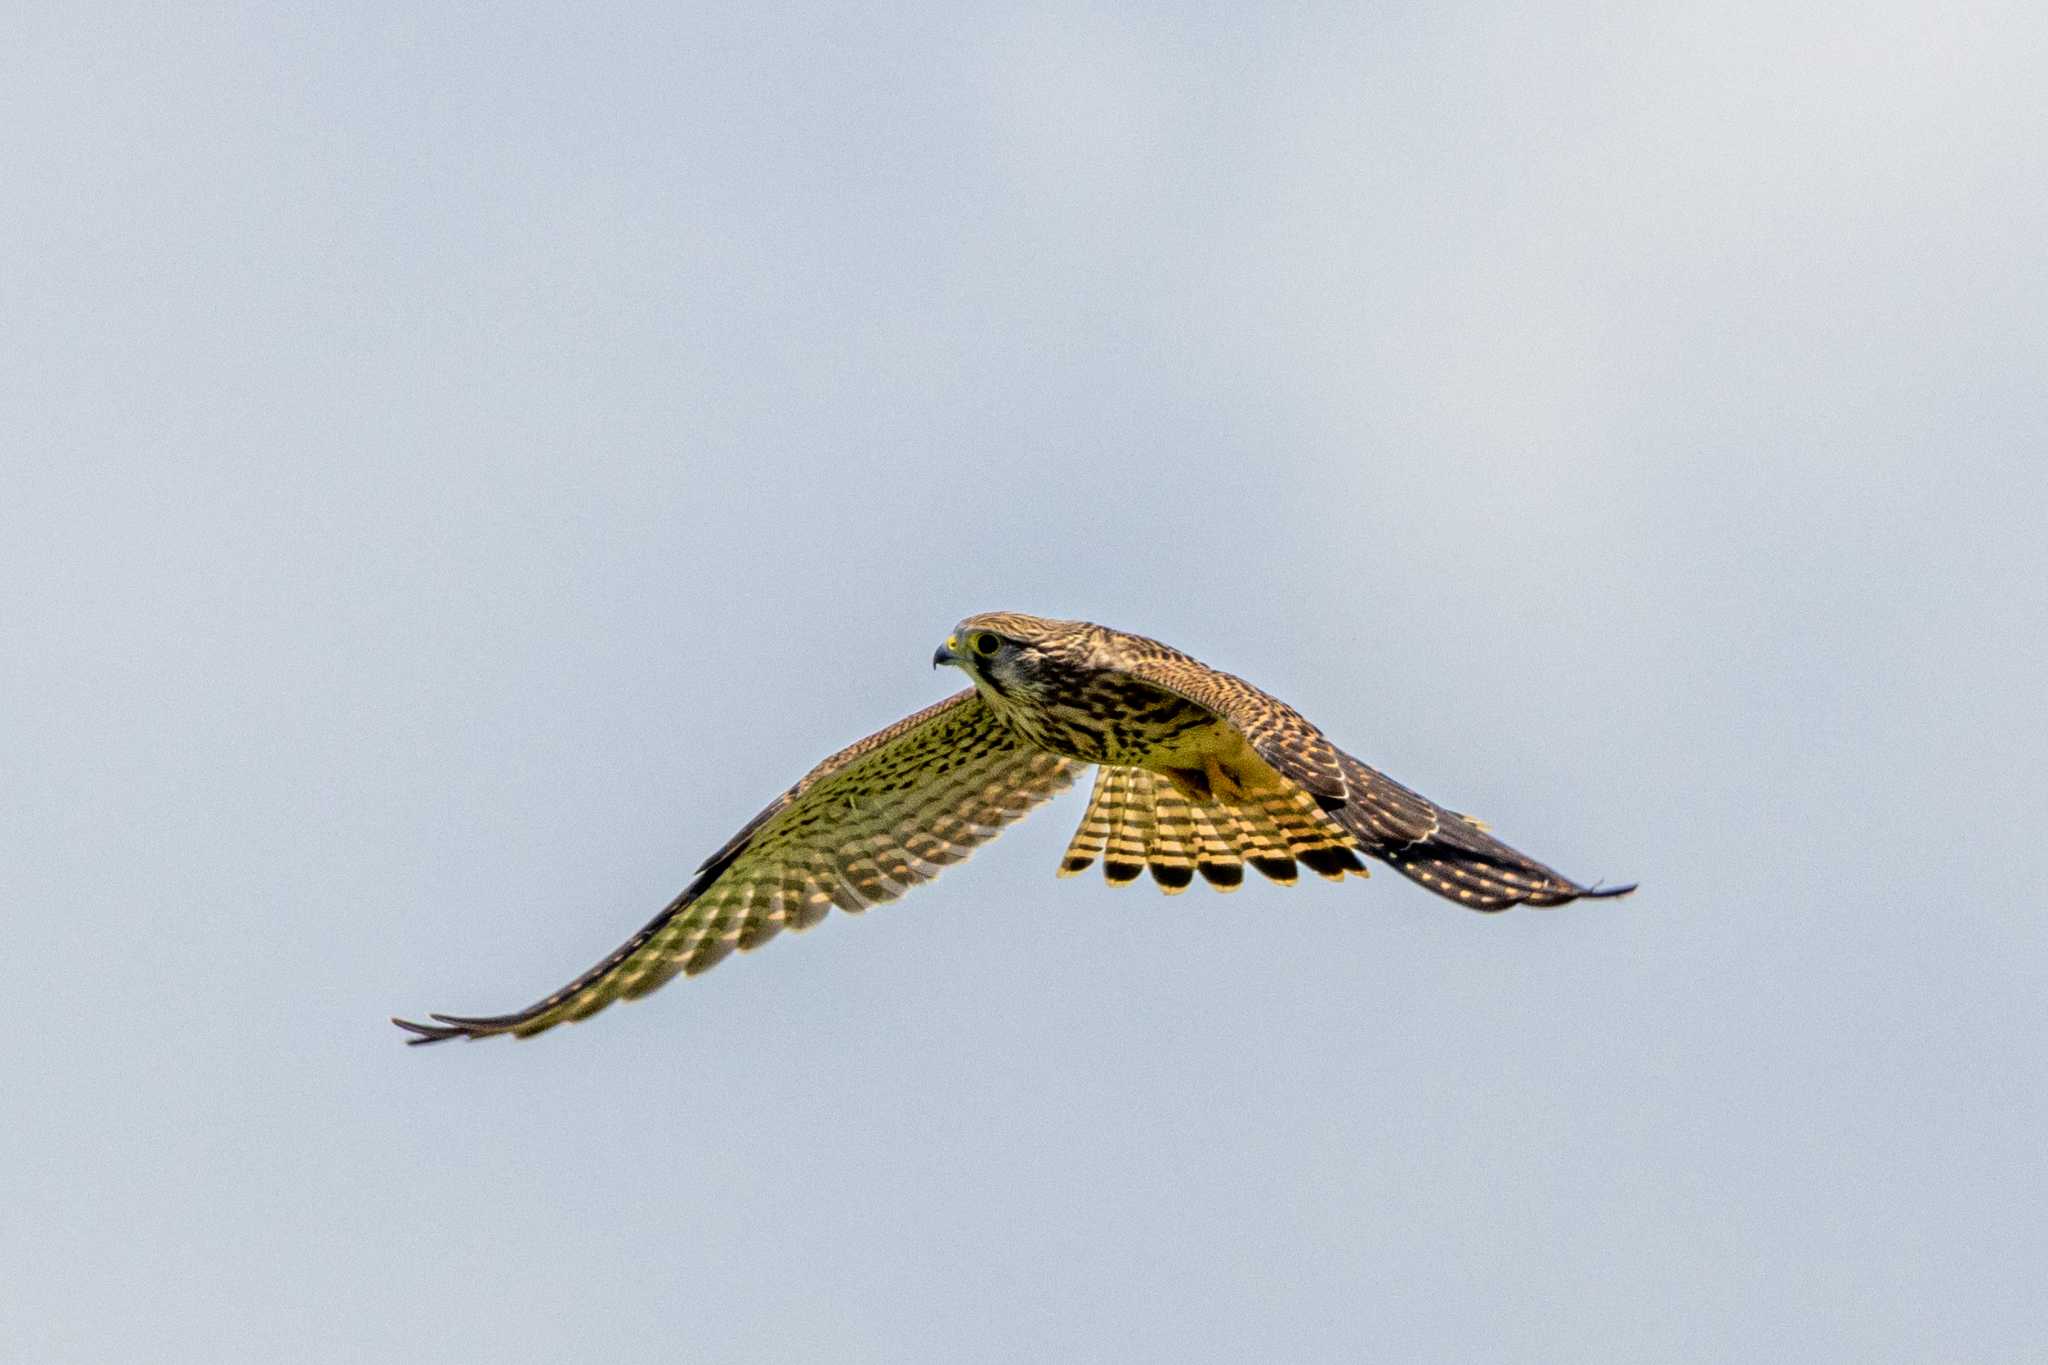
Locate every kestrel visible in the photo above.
<box><xmin>395</xmin><ymin>613</ymin><xmax>1633</xmax><ymax>1043</ymax></box>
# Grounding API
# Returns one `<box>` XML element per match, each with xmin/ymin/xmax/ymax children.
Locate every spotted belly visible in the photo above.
<box><xmin>1001</xmin><ymin>678</ymin><xmax>1228</xmax><ymax>768</ymax></box>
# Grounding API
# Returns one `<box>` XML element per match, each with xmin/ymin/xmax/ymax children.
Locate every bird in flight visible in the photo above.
<box><xmin>395</xmin><ymin>613</ymin><xmax>1633</xmax><ymax>1043</ymax></box>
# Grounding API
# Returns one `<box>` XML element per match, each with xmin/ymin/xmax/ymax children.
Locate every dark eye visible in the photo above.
<box><xmin>972</xmin><ymin>631</ymin><xmax>1002</xmax><ymax>657</ymax></box>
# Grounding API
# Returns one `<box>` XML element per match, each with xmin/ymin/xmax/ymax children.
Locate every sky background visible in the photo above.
<box><xmin>5</xmin><ymin>4</ymin><xmax>2045</xmax><ymax>1362</ymax></box>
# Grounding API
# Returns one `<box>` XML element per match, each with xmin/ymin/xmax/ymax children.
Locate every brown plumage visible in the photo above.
<box><xmin>395</xmin><ymin>612</ymin><xmax>1632</xmax><ymax>1044</ymax></box>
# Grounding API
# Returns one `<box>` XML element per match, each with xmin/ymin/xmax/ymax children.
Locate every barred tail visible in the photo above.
<box><xmin>1059</xmin><ymin>767</ymin><xmax>1369</xmax><ymax>893</ymax></box>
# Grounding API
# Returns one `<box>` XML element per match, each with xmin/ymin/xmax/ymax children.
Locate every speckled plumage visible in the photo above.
<box><xmin>396</xmin><ymin>612</ymin><xmax>1632</xmax><ymax>1044</ymax></box>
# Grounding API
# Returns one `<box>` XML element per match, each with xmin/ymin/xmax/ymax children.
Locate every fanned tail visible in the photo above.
<box><xmin>1058</xmin><ymin>767</ymin><xmax>1369</xmax><ymax>893</ymax></box>
<box><xmin>1056</xmin><ymin>759</ymin><xmax>1630</xmax><ymax>911</ymax></box>
<box><xmin>1059</xmin><ymin>766</ymin><xmax>1153</xmax><ymax>885</ymax></box>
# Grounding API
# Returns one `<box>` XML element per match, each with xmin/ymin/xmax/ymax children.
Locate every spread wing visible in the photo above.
<box><xmin>1112</xmin><ymin>654</ymin><xmax>1631</xmax><ymax>910</ymax></box>
<box><xmin>394</xmin><ymin>690</ymin><xmax>1078</xmax><ymax>1043</ymax></box>
<box><xmin>1117</xmin><ymin>652</ymin><xmax>1350</xmax><ymax>805</ymax></box>
<box><xmin>1323</xmin><ymin>751</ymin><xmax>1633</xmax><ymax>909</ymax></box>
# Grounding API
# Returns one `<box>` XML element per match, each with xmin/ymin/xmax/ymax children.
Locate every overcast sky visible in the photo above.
<box><xmin>5</xmin><ymin>4</ymin><xmax>2045</xmax><ymax>1362</ymax></box>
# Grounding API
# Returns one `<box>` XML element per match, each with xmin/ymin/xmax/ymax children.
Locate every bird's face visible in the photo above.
<box><xmin>933</xmin><ymin>612</ymin><xmax>1088</xmax><ymax>704</ymax></box>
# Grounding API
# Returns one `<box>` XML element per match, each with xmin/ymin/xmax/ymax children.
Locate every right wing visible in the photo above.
<box><xmin>1326</xmin><ymin>751</ymin><xmax>1636</xmax><ymax>910</ymax></box>
<box><xmin>394</xmin><ymin>690</ymin><xmax>1078</xmax><ymax>1043</ymax></box>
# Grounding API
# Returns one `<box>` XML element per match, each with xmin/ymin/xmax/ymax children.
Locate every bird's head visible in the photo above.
<box><xmin>933</xmin><ymin>611</ymin><xmax>1097</xmax><ymax>704</ymax></box>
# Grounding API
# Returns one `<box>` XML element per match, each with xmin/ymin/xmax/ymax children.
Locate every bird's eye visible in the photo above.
<box><xmin>972</xmin><ymin>631</ymin><xmax>1002</xmax><ymax>657</ymax></box>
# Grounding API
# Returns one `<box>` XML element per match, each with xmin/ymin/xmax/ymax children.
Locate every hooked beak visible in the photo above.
<box><xmin>932</xmin><ymin>636</ymin><xmax>962</xmax><ymax>670</ymax></box>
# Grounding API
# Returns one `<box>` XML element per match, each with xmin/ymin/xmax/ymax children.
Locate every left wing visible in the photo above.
<box><xmin>394</xmin><ymin>691</ymin><xmax>1078</xmax><ymax>1043</ymax></box>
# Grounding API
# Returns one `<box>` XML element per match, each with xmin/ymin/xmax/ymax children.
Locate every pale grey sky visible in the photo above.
<box><xmin>4</xmin><ymin>4</ymin><xmax>2045</xmax><ymax>1362</ymax></box>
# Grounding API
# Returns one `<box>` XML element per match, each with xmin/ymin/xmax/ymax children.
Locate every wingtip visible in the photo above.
<box><xmin>393</xmin><ymin>1010</ymin><xmax>519</xmax><ymax>1044</ymax></box>
<box><xmin>1584</xmin><ymin>880</ymin><xmax>1639</xmax><ymax>899</ymax></box>
<box><xmin>392</xmin><ymin>1015</ymin><xmax>461</xmax><ymax>1046</ymax></box>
